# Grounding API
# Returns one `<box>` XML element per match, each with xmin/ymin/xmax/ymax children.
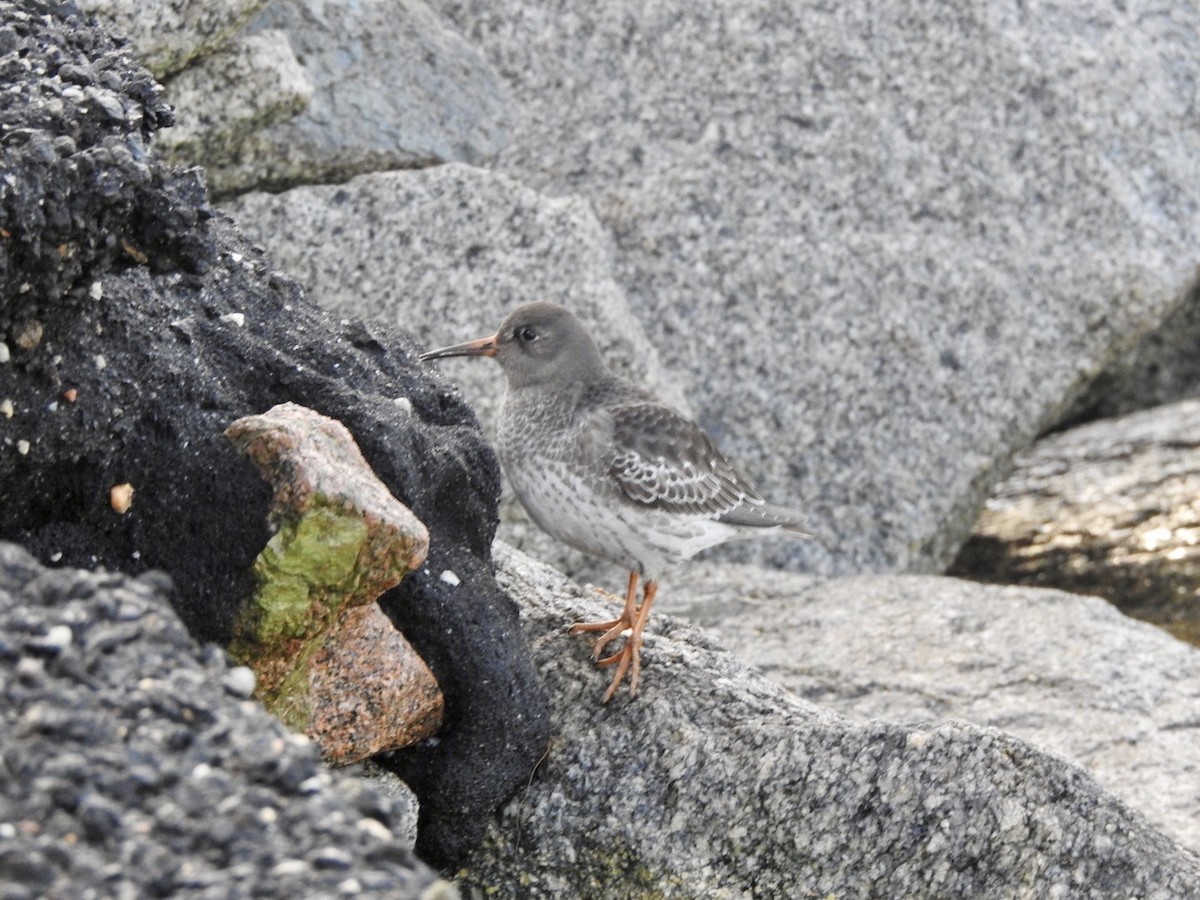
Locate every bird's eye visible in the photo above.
<box><xmin>514</xmin><ymin>325</ymin><xmax>538</xmax><ymax>343</ymax></box>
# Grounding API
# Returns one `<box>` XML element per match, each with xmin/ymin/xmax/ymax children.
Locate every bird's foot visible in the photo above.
<box><xmin>569</xmin><ymin>616</ymin><xmax>632</xmax><ymax>662</ymax></box>
<box><xmin>570</xmin><ymin>574</ymin><xmax>656</xmax><ymax>704</ymax></box>
<box><xmin>596</xmin><ymin>636</ymin><xmax>642</xmax><ymax>703</ymax></box>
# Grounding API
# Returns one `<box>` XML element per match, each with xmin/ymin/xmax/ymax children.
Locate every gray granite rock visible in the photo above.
<box><xmin>462</xmin><ymin>543</ymin><xmax>1200</xmax><ymax>897</ymax></box>
<box><xmin>423</xmin><ymin>0</ymin><xmax>1200</xmax><ymax>577</ymax></box>
<box><xmin>1068</xmin><ymin>285</ymin><xmax>1200</xmax><ymax>423</ymax></box>
<box><xmin>950</xmin><ymin>398</ymin><xmax>1200</xmax><ymax>646</ymax></box>
<box><xmin>157</xmin><ymin>29</ymin><xmax>313</xmax><ymax>170</ymax></box>
<box><xmin>199</xmin><ymin>0</ymin><xmax>510</xmax><ymax>196</ymax></box>
<box><xmin>666</xmin><ymin>563</ymin><xmax>1200</xmax><ymax>858</ymax></box>
<box><xmin>78</xmin><ymin>0</ymin><xmax>267</xmax><ymax>77</ymax></box>
<box><xmin>228</xmin><ymin>164</ymin><xmax>689</xmax><ymax>579</ymax></box>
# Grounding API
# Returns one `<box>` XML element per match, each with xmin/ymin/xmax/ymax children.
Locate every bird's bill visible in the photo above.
<box><xmin>419</xmin><ymin>334</ymin><xmax>498</xmax><ymax>361</ymax></box>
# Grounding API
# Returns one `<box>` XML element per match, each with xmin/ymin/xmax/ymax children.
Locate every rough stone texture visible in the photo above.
<box><xmin>78</xmin><ymin>0</ymin><xmax>268</xmax><ymax>78</ymax></box>
<box><xmin>462</xmin><ymin>543</ymin><xmax>1200</xmax><ymax>897</ymax></box>
<box><xmin>0</xmin><ymin>2</ymin><xmax>551</xmax><ymax>865</ymax></box>
<box><xmin>199</xmin><ymin>0</ymin><xmax>511</xmax><ymax>197</ymax></box>
<box><xmin>225</xmin><ymin>403</ymin><xmax>441</xmax><ymax>764</ymax></box>
<box><xmin>0</xmin><ymin>541</ymin><xmax>454</xmax><ymax>898</ymax></box>
<box><xmin>307</xmin><ymin>603</ymin><xmax>444</xmax><ymax>764</ymax></box>
<box><xmin>417</xmin><ymin>0</ymin><xmax>1200</xmax><ymax>577</ymax></box>
<box><xmin>228</xmin><ymin>164</ymin><xmax>689</xmax><ymax>581</ymax></box>
<box><xmin>665</xmin><ymin>563</ymin><xmax>1200</xmax><ymax>859</ymax></box>
<box><xmin>950</xmin><ymin>398</ymin><xmax>1200</xmax><ymax>646</ymax></box>
<box><xmin>0</xmin><ymin>0</ymin><xmax>184</xmax><ymax>324</ymax></box>
<box><xmin>1066</xmin><ymin>282</ymin><xmax>1200</xmax><ymax>425</ymax></box>
<box><xmin>157</xmin><ymin>29</ymin><xmax>313</xmax><ymax>171</ymax></box>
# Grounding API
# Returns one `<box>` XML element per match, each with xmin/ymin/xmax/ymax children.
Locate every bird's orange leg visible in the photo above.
<box><xmin>569</xmin><ymin>571</ymin><xmax>639</xmax><ymax>661</ymax></box>
<box><xmin>595</xmin><ymin>580</ymin><xmax>657</xmax><ymax>703</ymax></box>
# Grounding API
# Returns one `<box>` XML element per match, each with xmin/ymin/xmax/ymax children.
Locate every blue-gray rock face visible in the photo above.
<box><xmin>200</xmin><ymin>0</ymin><xmax>512</xmax><ymax>196</ymax></box>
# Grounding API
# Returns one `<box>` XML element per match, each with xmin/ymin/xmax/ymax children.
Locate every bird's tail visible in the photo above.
<box><xmin>719</xmin><ymin>500</ymin><xmax>812</xmax><ymax>537</ymax></box>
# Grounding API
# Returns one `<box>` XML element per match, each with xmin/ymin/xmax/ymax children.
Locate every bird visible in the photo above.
<box><xmin>420</xmin><ymin>302</ymin><xmax>808</xmax><ymax>703</ymax></box>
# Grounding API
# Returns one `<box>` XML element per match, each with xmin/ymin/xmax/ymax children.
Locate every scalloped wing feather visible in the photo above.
<box><xmin>598</xmin><ymin>403</ymin><xmax>805</xmax><ymax>526</ymax></box>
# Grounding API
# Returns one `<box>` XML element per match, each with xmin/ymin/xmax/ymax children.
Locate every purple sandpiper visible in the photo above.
<box><xmin>422</xmin><ymin>302</ymin><xmax>808</xmax><ymax>702</ymax></box>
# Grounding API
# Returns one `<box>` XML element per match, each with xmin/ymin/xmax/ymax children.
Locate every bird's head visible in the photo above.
<box><xmin>421</xmin><ymin>301</ymin><xmax>607</xmax><ymax>390</ymax></box>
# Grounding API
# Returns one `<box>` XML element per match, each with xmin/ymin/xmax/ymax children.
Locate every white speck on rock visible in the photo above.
<box><xmin>356</xmin><ymin>817</ymin><xmax>392</xmax><ymax>841</ymax></box>
<box><xmin>0</xmin><ymin>342</ymin><xmax>9</xmax><ymax>363</ymax></box>
<box><xmin>393</xmin><ymin>396</ymin><xmax>413</xmax><ymax>414</ymax></box>
<box><xmin>43</xmin><ymin>625</ymin><xmax>72</xmax><ymax>650</ymax></box>
<box><xmin>89</xmin><ymin>281</ymin><xmax>102</xmax><ymax>300</ymax></box>
<box><xmin>439</xmin><ymin>570</ymin><xmax>461</xmax><ymax>586</ymax></box>
<box><xmin>94</xmin><ymin>354</ymin><xmax>107</xmax><ymax>370</ymax></box>
<box><xmin>220</xmin><ymin>312</ymin><xmax>246</xmax><ymax>327</ymax></box>
<box><xmin>222</xmin><ymin>666</ymin><xmax>257</xmax><ymax>699</ymax></box>
<box><xmin>16</xmin><ymin>439</ymin><xmax>29</xmax><ymax>455</ymax></box>
<box><xmin>271</xmin><ymin>860</ymin><xmax>309</xmax><ymax>877</ymax></box>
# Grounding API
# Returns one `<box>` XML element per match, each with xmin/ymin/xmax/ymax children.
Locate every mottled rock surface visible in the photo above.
<box><xmin>157</xmin><ymin>28</ymin><xmax>313</xmax><ymax>171</ymax></box>
<box><xmin>194</xmin><ymin>0</ymin><xmax>511</xmax><ymax>196</ymax></box>
<box><xmin>77</xmin><ymin>0</ymin><xmax>266</xmax><ymax>77</ymax></box>
<box><xmin>951</xmin><ymin>398</ymin><xmax>1200</xmax><ymax>646</ymax></box>
<box><xmin>667</xmin><ymin>562</ymin><xmax>1200</xmax><ymax>858</ymax></box>
<box><xmin>1068</xmin><ymin>282</ymin><xmax>1200</xmax><ymax>424</ymax></box>
<box><xmin>0</xmin><ymin>541</ymin><xmax>453</xmax><ymax>898</ymax></box>
<box><xmin>412</xmin><ymin>0</ymin><xmax>1200</xmax><ymax>577</ymax></box>
<box><xmin>459</xmin><ymin>544</ymin><xmax>1200</xmax><ymax>897</ymax></box>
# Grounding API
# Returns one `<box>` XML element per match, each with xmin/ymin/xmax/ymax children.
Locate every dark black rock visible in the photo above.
<box><xmin>0</xmin><ymin>0</ymin><xmax>551</xmax><ymax>867</ymax></box>
<box><xmin>0</xmin><ymin>542</ymin><xmax>449</xmax><ymax>897</ymax></box>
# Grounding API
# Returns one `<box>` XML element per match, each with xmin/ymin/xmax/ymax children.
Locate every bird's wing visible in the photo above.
<box><xmin>589</xmin><ymin>401</ymin><xmax>800</xmax><ymax>526</ymax></box>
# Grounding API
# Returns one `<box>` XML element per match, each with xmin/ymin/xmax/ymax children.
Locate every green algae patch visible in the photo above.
<box><xmin>229</xmin><ymin>500</ymin><xmax>375</xmax><ymax>714</ymax></box>
<box><xmin>249</xmin><ymin>504</ymin><xmax>370</xmax><ymax>644</ymax></box>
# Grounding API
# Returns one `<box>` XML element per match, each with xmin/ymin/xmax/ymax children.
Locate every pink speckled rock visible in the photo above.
<box><xmin>225</xmin><ymin>402</ymin><xmax>442</xmax><ymax>764</ymax></box>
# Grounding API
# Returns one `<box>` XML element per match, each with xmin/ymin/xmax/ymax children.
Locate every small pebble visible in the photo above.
<box><xmin>310</xmin><ymin>847</ymin><xmax>353</xmax><ymax>870</ymax></box>
<box><xmin>439</xmin><ymin>570</ymin><xmax>461</xmax><ymax>587</ymax></box>
<box><xmin>0</xmin><ymin>342</ymin><xmax>9</xmax><ymax>363</ymax></box>
<box><xmin>222</xmin><ymin>666</ymin><xmax>257</xmax><ymax>699</ymax></box>
<box><xmin>16</xmin><ymin>439</ymin><xmax>30</xmax><ymax>455</ymax></box>
<box><xmin>15</xmin><ymin>656</ymin><xmax>44</xmax><ymax>681</ymax></box>
<box><xmin>89</xmin><ymin>281</ymin><xmax>102</xmax><ymax>300</ymax></box>
<box><xmin>110</xmin><ymin>483</ymin><xmax>134</xmax><ymax>514</ymax></box>
<box><xmin>356</xmin><ymin>817</ymin><xmax>392</xmax><ymax>842</ymax></box>
<box><xmin>0</xmin><ymin>399</ymin><xmax>12</xmax><ymax>418</ymax></box>
<box><xmin>220</xmin><ymin>312</ymin><xmax>245</xmax><ymax>327</ymax></box>
<box><xmin>271</xmin><ymin>860</ymin><xmax>309</xmax><ymax>878</ymax></box>
<box><xmin>44</xmin><ymin>625</ymin><xmax>73</xmax><ymax>650</ymax></box>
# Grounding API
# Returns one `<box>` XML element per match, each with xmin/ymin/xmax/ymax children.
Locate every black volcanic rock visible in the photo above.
<box><xmin>0</xmin><ymin>0</ymin><xmax>550</xmax><ymax>866</ymax></box>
